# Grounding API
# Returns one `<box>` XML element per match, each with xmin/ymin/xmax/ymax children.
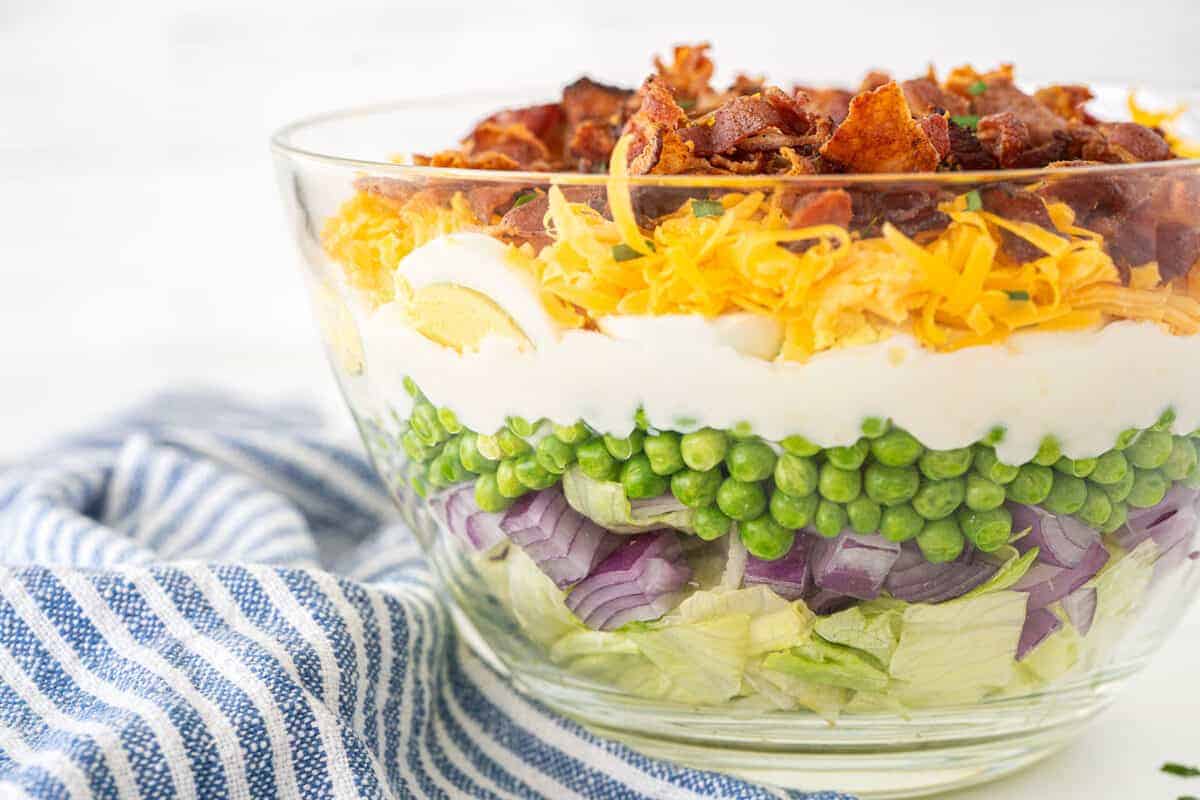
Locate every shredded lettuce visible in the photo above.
<box><xmin>506</xmin><ymin>550</ymin><xmax>584</xmax><ymax>647</ymax></box>
<box><xmin>742</xmin><ymin>661</ymin><xmax>849</xmax><ymax>719</ymax></box>
<box><xmin>762</xmin><ymin>637</ymin><xmax>890</xmax><ymax>693</ymax></box>
<box><xmin>1014</xmin><ymin>612</ymin><xmax>1082</xmax><ymax>686</ymax></box>
<box><xmin>887</xmin><ymin>590</ymin><xmax>1027</xmax><ymax>705</ymax></box>
<box><xmin>671</xmin><ymin>585</ymin><xmax>813</xmax><ymax>655</ymax></box>
<box><xmin>813</xmin><ymin>601</ymin><xmax>903</xmax><ymax>666</ymax></box>
<box><xmin>562</xmin><ymin>468</ymin><xmax>695</xmax><ymax>533</ymax></box>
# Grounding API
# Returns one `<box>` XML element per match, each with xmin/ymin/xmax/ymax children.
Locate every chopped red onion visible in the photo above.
<box><xmin>884</xmin><ymin>541</ymin><xmax>996</xmax><ymax>603</ymax></box>
<box><xmin>1010</xmin><ymin>503</ymin><xmax>1099</xmax><ymax>568</ymax></box>
<box><xmin>1017</xmin><ymin>607</ymin><xmax>1062</xmax><ymax>660</ymax></box>
<box><xmin>811</xmin><ymin>531</ymin><xmax>901</xmax><ymax>600</ymax></box>
<box><xmin>501</xmin><ymin>487</ymin><xmax>621</xmax><ymax>588</ymax></box>
<box><xmin>1012</xmin><ymin>540</ymin><xmax>1109</xmax><ymax>609</ymax></box>
<box><xmin>744</xmin><ymin>535</ymin><xmax>811</xmax><ymax>600</ymax></box>
<box><xmin>1060</xmin><ymin>587</ymin><xmax>1097</xmax><ymax>636</ymax></box>
<box><xmin>432</xmin><ymin>486</ymin><xmax>507</xmax><ymax>551</ymax></box>
<box><xmin>566</xmin><ymin>531</ymin><xmax>691</xmax><ymax>630</ymax></box>
<box><xmin>804</xmin><ymin>588</ymin><xmax>855</xmax><ymax>616</ymax></box>
<box><xmin>1116</xmin><ymin>485</ymin><xmax>1200</xmax><ymax>551</ymax></box>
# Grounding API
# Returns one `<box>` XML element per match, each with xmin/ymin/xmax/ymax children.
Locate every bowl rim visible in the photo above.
<box><xmin>270</xmin><ymin>92</ymin><xmax>1200</xmax><ymax>187</ymax></box>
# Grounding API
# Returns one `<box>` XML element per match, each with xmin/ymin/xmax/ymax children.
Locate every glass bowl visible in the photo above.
<box><xmin>272</xmin><ymin>94</ymin><xmax>1200</xmax><ymax>798</ymax></box>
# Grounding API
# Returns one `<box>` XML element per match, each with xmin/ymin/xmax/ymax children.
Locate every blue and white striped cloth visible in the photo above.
<box><xmin>0</xmin><ymin>393</ymin><xmax>851</xmax><ymax>800</ymax></box>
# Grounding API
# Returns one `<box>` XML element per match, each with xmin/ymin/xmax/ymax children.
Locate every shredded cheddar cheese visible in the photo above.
<box><xmin>1128</xmin><ymin>92</ymin><xmax>1200</xmax><ymax>159</ymax></box>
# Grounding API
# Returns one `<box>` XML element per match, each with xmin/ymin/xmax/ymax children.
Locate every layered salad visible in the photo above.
<box><xmin>321</xmin><ymin>45</ymin><xmax>1200</xmax><ymax>713</ymax></box>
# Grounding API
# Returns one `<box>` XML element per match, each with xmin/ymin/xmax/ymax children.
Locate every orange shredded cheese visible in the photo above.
<box><xmin>1128</xmin><ymin>92</ymin><xmax>1200</xmax><ymax>158</ymax></box>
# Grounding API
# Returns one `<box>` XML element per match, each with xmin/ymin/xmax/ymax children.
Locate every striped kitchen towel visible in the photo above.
<box><xmin>0</xmin><ymin>392</ymin><xmax>851</xmax><ymax>800</ymax></box>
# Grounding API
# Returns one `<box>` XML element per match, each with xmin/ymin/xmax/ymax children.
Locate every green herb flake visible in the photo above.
<box><xmin>1005</xmin><ymin>290</ymin><xmax>1031</xmax><ymax>301</ymax></box>
<box><xmin>691</xmin><ymin>198</ymin><xmax>725</xmax><ymax>218</ymax></box>
<box><xmin>968</xmin><ymin>80</ymin><xmax>988</xmax><ymax>96</ymax></box>
<box><xmin>952</xmin><ymin>114</ymin><xmax>980</xmax><ymax>131</ymax></box>
<box><xmin>965</xmin><ymin>189</ymin><xmax>983</xmax><ymax>211</ymax></box>
<box><xmin>611</xmin><ymin>241</ymin><xmax>655</xmax><ymax>261</ymax></box>
<box><xmin>511</xmin><ymin>191</ymin><xmax>538</xmax><ymax>209</ymax></box>
<box><xmin>1178</xmin><ymin>796</ymin><xmax>1198</xmax><ymax>800</ymax></box>
<box><xmin>678</xmin><ymin>98</ymin><xmax>697</xmax><ymax>111</ymax></box>
<box><xmin>1163</xmin><ymin>763</ymin><xmax>1200</xmax><ymax>778</ymax></box>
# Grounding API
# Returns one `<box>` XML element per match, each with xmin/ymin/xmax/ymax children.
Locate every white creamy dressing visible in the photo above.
<box><xmin>357</xmin><ymin>233</ymin><xmax>1200</xmax><ymax>463</ymax></box>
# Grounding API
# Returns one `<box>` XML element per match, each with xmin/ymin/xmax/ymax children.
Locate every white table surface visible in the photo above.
<box><xmin>2</xmin><ymin>1</ymin><xmax>1197</xmax><ymax>795</ymax></box>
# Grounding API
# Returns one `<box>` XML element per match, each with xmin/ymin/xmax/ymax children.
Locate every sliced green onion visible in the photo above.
<box><xmin>612</xmin><ymin>241</ymin><xmax>656</xmax><ymax>261</ymax></box>
<box><xmin>965</xmin><ymin>189</ymin><xmax>983</xmax><ymax>211</ymax></box>
<box><xmin>952</xmin><ymin>114</ymin><xmax>980</xmax><ymax>130</ymax></box>
<box><xmin>1006</xmin><ymin>290</ymin><xmax>1030</xmax><ymax>301</ymax></box>
<box><xmin>691</xmin><ymin>199</ymin><xmax>725</xmax><ymax>218</ymax></box>
<box><xmin>511</xmin><ymin>191</ymin><xmax>538</xmax><ymax>208</ymax></box>
<box><xmin>967</xmin><ymin>80</ymin><xmax>988</xmax><ymax>96</ymax></box>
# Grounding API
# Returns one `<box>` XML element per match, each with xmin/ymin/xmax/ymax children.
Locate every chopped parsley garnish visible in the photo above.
<box><xmin>511</xmin><ymin>191</ymin><xmax>538</xmax><ymax>209</ymax></box>
<box><xmin>968</xmin><ymin>80</ymin><xmax>988</xmax><ymax>96</ymax></box>
<box><xmin>612</xmin><ymin>241</ymin><xmax>655</xmax><ymax>261</ymax></box>
<box><xmin>1178</xmin><ymin>796</ymin><xmax>1197</xmax><ymax>800</ymax></box>
<box><xmin>1163</xmin><ymin>763</ymin><xmax>1200</xmax><ymax>778</ymax></box>
<box><xmin>678</xmin><ymin>98</ymin><xmax>697</xmax><ymax>111</ymax></box>
<box><xmin>1006</xmin><ymin>290</ymin><xmax>1031</xmax><ymax>301</ymax></box>
<box><xmin>951</xmin><ymin>114</ymin><xmax>980</xmax><ymax>131</ymax></box>
<box><xmin>691</xmin><ymin>198</ymin><xmax>725</xmax><ymax>218</ymax></box>
<box><xmin>965</xmin><ymin>189</ymin><xmax>983</xmax><ymax>211</ymax></box>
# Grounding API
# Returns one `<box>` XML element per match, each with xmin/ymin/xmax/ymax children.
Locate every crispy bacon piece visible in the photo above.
<box><xmin>495</xmin><ymin>186</ymin><xmax>607</xmax><ymax>247</ymax></box>
<box><xmin>787</xmin><ymin>189</ymin><xmax>854</xmax><ymax>228</ymax></box>
<box><xmin>971</xmin><ymin>78</ymin><xmax>1067</xmax><ymax>150</ymax></box>
<box><xmin>1034</xmin><ymin>85</ymin><xmax>1094</xmax><ymax>123</ymax></box>
<box><xmin>795</xmin><ymin>86</ymin><xmax>853</xmax><ymax>125</ymax></box>
<box><xmin>682</xmin><ymin>87</ymin><xmax>824</xmax><ymax>156</ymax></box>
<box><xmin>820</xmin><ymin>82</ymin><xmax>940</xmax><ymax>173</ymax></box>
<box><xmin>902</xmin><ymin>77</ymin><xmax>969</xmax><ymax>116</ymax></box>
<box><xmin>567</xmin><ymin>120</ymin><xmax>619</xmax><ymax>172</ymax></box>
<box><xmin>1082</xmin><ymin>123</ymin><xmax>1173</xmax><ymax>164</ymax></box>
<box><xmin>979</xmin><ymin>184</ymin><xmax>1065</xmax><ymax>262</ymax></box>
<box><xmin>562</xmin><ymin>77</ymin><xmax>632</xmax><ymax>126</ymax></box>
<box><xmin>850</xmin><ymin>187</ymin><xmax>952</xmax><ymax>238</ymax></box>
<box><xmin>465</xmin><ymin>122</ymin><xmax>553</xmax><ymax>167</ymax></box>
<box><xmin>919</xmin><ymin>113</ymin><xmax>951</xmax><ymax>160</ymax></box>
<box><xmin>946</xmin><ymin>121</ymin><xmax>998</xmax><ymax>170</ymax></box>
<box><xmin>859</xmin><ymin>71</ymin><xmax>892</xmax><ymax>93</ymax></box>
<box><xmin>1156</xmin><ymin>222</ymin><xmax>1200</xmax><ymax>282</ymax></box>
<box><xmin>479</xmin><ymin>103</ymin><xmax>566</xmax><ymax>157</ymax></box>
<box><xmin>414</xmin><ymin>149</ymin><xmax>523</xmax><ymax>171</ymax></box>
<box><xmin>654</xmin><ymin>43</ymin><xmax>715</xmax><ymax>104</ymax></box>
<box><xmin>621</xmin><ymin>77</ymin><xmax>697</xmax><ymax>175</ymax></box>
<box><xmin>977</xmin><ymin>112</ymin><xmax>1030</xmax><ymax>168</ymax></box>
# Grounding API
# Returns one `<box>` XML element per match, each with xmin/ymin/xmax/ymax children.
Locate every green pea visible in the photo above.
<box><xmin>1075</xmin><ymin>484</ymin><xmax>1113</xmax><ymax>529</ymax></box>
<box><xmin>912</xmin><ymin>477</ymin><xmax>966</xmax><ymax>520</ymax></box>
<box><xmin>1033</xmin><ymin>436</ymin><xmax>1062</xmax><ymax>467</ymax></box>
<box><xmin>879</xmin><ymin>503</ymin><xmax>925</xmax><ymax>542</ymax></box>
<box><xmin>402</xmin><ymin>375</ymin><xmax>423</xmax><ymax>400</ymax></box>
<box><xmin>475</xmin><ymin>433</ymin><xmax>503</xmax><ymax>461</ymax></box>
<box><xmin>827</xmin><ymin>439</ymin><xmax>870</xmax><ymax>470</ymax></box>
<box><xmin>819</xmin><ymin>463</ymin><xmax>862</xmax><ymax>503</ymax></box>
<box><xmin>474</xmin><ymin>472</ymin><xmax>512</xmax><ymax>512</ymax></box>
<box><xmin>1100</xmin><ymin>501</ymin><xmax>1128</xmax><ymax>534</ymax></box>
<box><xmin>770</xmin><ymin>490</ymin><xmax>818</xmax><ymax>529</ymax></box>
<box><xmin>553</xmin><ymin>421</ymin><xmax>591</xmax><ymax>444</ymax></box>
<box><xmin>957</xmin><ymin>506</ymin><xmax>1012</xmax><ymax>552</ymax></box>
<box><xmin>919</xmin><ymin>447</ymin><xmax>974</xmax><ymax>480</ymax></box>
<box><xmin>459</xmin><ymin>431</ymin><xmax>499</xmax><ymax>473</ymax></box>
<box><xmin>506</xmin><ymin>416</ymin><xmax>536</xmax><ymax>438</ymax></box>
<box><xmin>680</xmin><ymin>428</ymin><xmax>729</xmax><ymax>472</ymax></box>
<box><xmin>410</xmin><ymin>403</ymin><xmax>448</xmax><ymax>446</ymax></box>
<box><xmin>495</xmin><ymin>460</ymin><xmax>528</xmax><ymax>499</ymax></box>
<box><xmin>1153</xmin><ymin>407</ymin><xmax>1176</xmax><ymax>431</ymax></box>
<box><xmin>496</xmin><ymin>429</ymin><xmax>531</xmax><ymax>458</ymax></box>
<box><xmin>1054</xmin><ymin>456</ymin><xmax>1096</xmax><ymax>478</ymax></box>
<box><xmin>424</xmin><ymin>457</ymin><xmax>452</xmax><ymax>489</ymax></box>
<box><xmin>716</xmin><ymin>478</ymin><xmax>767</xmax><ymax>521</ymax></box>
<box><xmin>1162</xmin><ymin>436</ymin><xmax>1198</xmax><ymax>481</ymax></box>
<box><xmin>1090</xmin><ymin>450</ymin><xmax>1128</xmax><ymax>485</ymax></box>
<box><xmin>1042</xmin><ymin>473</ymin><xmax>1088</xmax><ymax>515</ymax></box>
<box><xmin>604</xmin><ymin>431</ymin><xmax>645</xmax><ymax>461</ymax></box>
<box><xmin>965</xmin><ymin>473</ymin><xmax>1006</xmax><ymax>511</ymax></box>
<box><xmin>694</xmin><ymin>506</ymin><xmax>733</xmax><ymax>541</ymax></box>
<box><xmin>814</xmin><ymin>500</ymin><xmax>849</xmax><ymax>538</ymax></box>
<box><xmin>670</xmin><ymin>468</ymin><xmax>723</xmax><ymax>508</ymax></box>
<box><xmin>534</xmin><ymin>435</ymin><xmax>574</xmax><ymax>475</ymax></box>
<box><xmin>514</xmin><ymin>455</ymin><xmax>556</xmax><ymax>490</ymax></box>
<box><xmin>974</xmin><ymin>446</ymin><xmax>1019</xmax><ymax>485</ymax></box>
<box><xmin>917</xmin><ymin>518</ymin><xmax>965</xmax><ymax>563</ymax></box>
<box><xmin>437</xmin><ymin>408</ymin><xmax>462</xmax><ymax>435</ymax></box>
<box><xmin>1101</xmin><ymin>467</ymin><xmax>1135</xmax><ymax>504</ymax></box>
<box><xmin>861</xmin><ymin>417</ymin><xmax>890</xmax><ymax>439</ymax></box>
<box><xmin>864</xmin><ymin>463</ymin><xmax>920</xmax><ymax>506</ymax></box>
<box><xmin>1115</xmin><ymin>428</ymin><xmax>1140</xmax><ymax>450</ymax></box>
<box><xmin>1127</xmin><ymin>469</ymin><xmax>1168</xmax><ymax>508</ymax></box>
<box><xmin>740</xmin><ymin>515</ymin><xmax>796</xmax><ymax>561</ymax></box>
<box><xmin>726</xmin><ymin>439</ymin><xmax>778</xmax><ymax>482</ymax></box>
<box><xmin>1128</xmin><ymin>429</ymin><xmax>1173</xmax><ymax>469</ymax></box>
<box><xmin>1006</xmin><ymin>464</ymin><xmax>1054</xmax><ymax>505</ymax></box>
<box><xmin>847</xmin><ymin>496</ymin><xmax>883</xmax><ymax>533</ymax></box>
<box><xmin>644</xmin><ymin>432</ymin><xmax>685</xmax><ymax>475</ymax></box>
<box><xmin>620</xmin><ymin>454</ymin><xmax>669</xmax><ymax>499</ymax></box>
<box><xmin>870</xmin><ymin>429</ymin><xmax>924</xmax><ymax>467</ymax></box>
<box><xmin>576</xmin><ymin>438</ymin><xmax>619</xmax><ymax>481</ymax></box>
<box><xmin>780</xmin><ymin>435</ymin><xmax>821</xmax><ymax>457</ymax></box>
<box><xmin>730</xmin><ymin>421</ymin><xmax>756</xmax><ymax>439</ymax></box>
<box><xmin>774</xmin><ymin>453</ymin><xmax>819</xmax><ymax>497</ymax></box>
<box><xmin>401</xmin><ymin>430</ymin><xmax>437</xmax><ymax>463</ymax></box>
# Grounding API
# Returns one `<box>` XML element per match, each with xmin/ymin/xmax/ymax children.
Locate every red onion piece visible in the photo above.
<box><xmin>432</xmin><ymin>486</ymin><xmax>507</xmax><ymax>551</ymax></box>
<box><xmin>1010</xmin><ymin>503</ymin><xmax>1099</xmax><ymax>568</ymax></box>
<box><xmin>811</xmin><ymin>531</ymin><xmax>901</xmax><ymax>600</ymax></box>
<box><xmin>464</xmin><ymin>510</ymin><xmax>508</xmax><ymax>552</ymax></box>
<box><xmin>744</xmin><ymin>535</ymin><xmax>811</xmax><ymax>600</ymax></box>
<box><xmin>804</xmin><ymin>588</ymin><xmax>855</xmax><ymax>616</ymax></box>
<box><xmin>1060</xmin><ymin>587</ymin><xmax>1097</xmax><ymax>636</ymax></box>
<box><xmin>884</xmin><ymin>541</ymin><xmax>997</xmax><ymax>603</ymax></box>
<box><xmin>1017</xmin><ymin>607</ymin><xmax>1062</xmax><ymax>660</ymax></box>
<box><xmin>501</xmin><ymin>487</ymin><xmax>621</xmax><ymax>588</ymax></box>
<box><xmin>1116</xmin><ymin>485</ymin><xmax>1200</xmax><ymax>551</ymax></box>
<box><xmin>566</xmin><ymin>531</ymin><xmax>691</xmax><ymax>630</ymax></box>
<box><xmin>1012</xmin><ymin>540</ymin><xmax>1109</xmax><ymax>609</ymax></box>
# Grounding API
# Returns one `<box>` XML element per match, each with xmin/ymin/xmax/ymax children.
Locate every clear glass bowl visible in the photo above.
<box><xmin>272</xmin><ymin>95</ymin><xmax>1200</xmax><ymax>798</ymax></box>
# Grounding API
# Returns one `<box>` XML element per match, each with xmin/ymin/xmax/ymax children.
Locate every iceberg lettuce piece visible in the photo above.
<box><xmin>562</xmin><ymin>467</ymin><xmax>695</xmax><ymax>533</ymax></box>
<box><xmin>742</xmin><ymin>661</ymin><xmax>849</xmax><ymax>719</ymax></box>
<box><xmin>762</xmin><ymin>637</ymin><xmax>890</xmax><ymax>693</ymax></box>
<box><xmin>813</xmin><ymin>602</ymin><xmax>903</xmax><ymax>666</ymax></box>
<box><xmin>628</xmin><ymin>614</ymin><xmax>751</xmax><ymax>704</ymax></box>
<box><xmin>671</xmin><ymin>585</ymin><xmax>814</xmax><ymax>655</ymax></box>
<box><xmin>1013</xmin><ymin>612</ymin><xmax>1082</xmax><ymax>687</ymax></box>
<box><xmin>888</xmin><ymin>590</ymin><xmax>1027</xmax><ymax>705</ymax></box>
<box><xmin>506</xmin><ymin>549</ymin><xmax>584</xmax><ymax>647</ymax></box>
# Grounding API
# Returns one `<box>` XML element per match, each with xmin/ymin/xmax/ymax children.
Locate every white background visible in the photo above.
<box><xmin>1</xmin><ymin>0</ymin><xmax>1197</xmax><ymax>795</ymax></box>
